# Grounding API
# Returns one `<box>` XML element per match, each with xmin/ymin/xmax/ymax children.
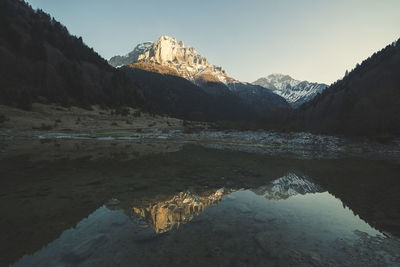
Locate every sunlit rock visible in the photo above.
<box><xmin>109</xmin><ymin>35</ymin><xmax>229</xmax><ymax>83</ymax></box>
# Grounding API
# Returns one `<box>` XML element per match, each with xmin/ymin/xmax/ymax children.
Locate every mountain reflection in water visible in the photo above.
<box><xmin>1</xmin><ymin>141</ymin><xmax>400</xmax><ymax>266</ymax></box>
<box><xmin>131</xmin><ymin>188</ymin><xmax>233</xmax><ymax>233</ymax></box>
<box><xmin>252</xmin><ymin>173</ymin><xmax>324</xmax><ymax>200</ymax></box>
<box><xmin>13</xmin><ymin>174</ymin><xmax>400</xmax><ymax>266</ymax></box>
<box><xmin>131</xmin><ymin>173</ymin><xmax>323</xmax><ymax>234</ymax></box>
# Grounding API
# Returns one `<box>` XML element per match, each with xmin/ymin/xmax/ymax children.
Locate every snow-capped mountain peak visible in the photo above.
<box><xmin>264</xmin><ymin>74</ymin><xmax>301</xmax><ymax>89</ymax></box>
<box><xmin>109</xmin><ymin>35</ymin><xmax>229</xmax><ymax>83</ymax></box>
<box><xmin>253</xmin><ymin>74</ymin><xmax>328</xmax><ymax>108</ymax></box>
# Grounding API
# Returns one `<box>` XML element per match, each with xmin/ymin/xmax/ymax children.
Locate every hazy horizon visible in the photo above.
<box><xmin>25</xmin><ymin>0</ymin><xmax>400</xmax><ymax>84</ymax></box>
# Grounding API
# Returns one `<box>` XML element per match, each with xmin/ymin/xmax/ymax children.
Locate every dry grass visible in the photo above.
<box><xmin>0</xmin><ymin>103</ymin><xmax>187</xmax><ymax>132</ymax></box>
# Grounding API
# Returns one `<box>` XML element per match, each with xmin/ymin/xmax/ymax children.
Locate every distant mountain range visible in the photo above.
<box><xmin>110</xmin><ymin>36</ymin><xmax>328</xmax><ymax>111</ymax></box>
<box><xmin>111</xmin><ymin>36</ymin><xmax>291</xmax><ymax>118</ymax></box>
<box><xmin>109</xmin><ymin>35</ymin><xmax>290</xmax><ymax>115</ymax></box>
<box><xmin>253</xmin><ymin>74</ymin><xmax>328</xmax><ymax>108</ymax></box>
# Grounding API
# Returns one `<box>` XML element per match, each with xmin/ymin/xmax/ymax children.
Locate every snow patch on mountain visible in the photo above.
<box><xmin>253</xmin><ymin>74</ymin><xmax>328</xmax><ymax>108</ymax></box>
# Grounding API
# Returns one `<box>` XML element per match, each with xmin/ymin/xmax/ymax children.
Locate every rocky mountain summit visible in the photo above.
<box><xmin>109</xmin><ymin>35</ymin><xmax>230</xmax><ymax>83</ymax></box>
<box><xmin>253</xmin><ymin>74</ymin><xmax>328</xmax><ymax>108</ymax></box>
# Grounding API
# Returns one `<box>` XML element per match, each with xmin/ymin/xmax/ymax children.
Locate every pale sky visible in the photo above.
<box><xmin>26</xmin><ymin>0</ymin><xmax>400</xmax><ymax>84</ymax></box>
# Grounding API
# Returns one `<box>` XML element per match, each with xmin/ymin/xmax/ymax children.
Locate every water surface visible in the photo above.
<box><xmin>1</xmin><ymin>132</ymin><xmax>400</xmax><ymax>266</ymax></box>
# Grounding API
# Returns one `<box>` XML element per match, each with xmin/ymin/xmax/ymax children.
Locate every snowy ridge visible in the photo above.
<box><xmin>108</xmin><ymin>41</ymin><xmax>153</xmax><ymax>67</ymax></box>
<box><xmin>131</xmin><ymin>41</ymin><xmax>153</xmax><ymax>56</ymax></box>
<box><xmin>253</xmin><ymin>74</ymin><xmax>328</xmax><ymax>108</ymax></box>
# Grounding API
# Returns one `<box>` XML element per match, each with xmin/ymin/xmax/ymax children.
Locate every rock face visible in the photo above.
<box><xmin>132</xmin><ymin>189</ymin><xmax>231</xmax><ymax>233</ymax></box>
<box><xmin>109</xmin><ymin>35</ymin><xmax>229</xmax><ymax>83</ymax></box>
<box><xmin>253</xmin><ymin>74</ymin><xmax>328</xmax><ymax>108</ymax></box>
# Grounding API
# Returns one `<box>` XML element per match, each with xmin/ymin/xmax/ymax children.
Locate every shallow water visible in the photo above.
<box><xmin>13</xmin><ymin>183</ymin><xmax>398</xmax><ymax>266</ymax></box>
<box><xmin>1</xmin><ymin>132</ymin><xmax>400</xmax><ymax>266</ymax></box>
<box><xmin>2</xmin><ymin>129</ymin><xmax>400</xmax><ymax>160</ymax></box>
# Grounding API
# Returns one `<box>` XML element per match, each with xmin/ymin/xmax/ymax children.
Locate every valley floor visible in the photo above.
<box><xmin>0</xmin><ymin>103</ymin><xmax>208</xmax><ymax>133</ymax></box>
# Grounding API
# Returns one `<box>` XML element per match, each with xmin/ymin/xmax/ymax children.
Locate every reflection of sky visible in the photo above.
<box><xmin>24</xmin><ymin>0</ymin><xmax>400</xmax><ymax>84</ymax></box>
<box><xmin>239</xmin><ymin>190</ymin><xmax>382</xmax><ymax>238</ymax></box>
<box><xmin>14</xmin><ymin>187</ymin><xmax>386</xmax><ymax>266</ymax></box>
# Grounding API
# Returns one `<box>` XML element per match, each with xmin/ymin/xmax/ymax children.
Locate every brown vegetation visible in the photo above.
<box><xmin>128</xmin><ymin>62</ymin><xmax>180</xmax><ymax>76</ymax></box>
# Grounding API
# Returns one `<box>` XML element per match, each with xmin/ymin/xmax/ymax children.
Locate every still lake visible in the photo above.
<box><xmin>1</xmin><ymin>130</ymin><xmax>400</xmax><ymax>266</ymax></box>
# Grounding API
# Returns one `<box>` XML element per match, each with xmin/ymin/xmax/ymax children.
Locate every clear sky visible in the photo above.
<box><xmin>25</xmin><ymin>0</ymin><xmax>400</xmax><ymax>84</ymax></box>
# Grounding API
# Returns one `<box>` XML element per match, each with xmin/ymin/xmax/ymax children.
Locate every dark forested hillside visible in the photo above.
<box><xmin>227</xmin><ymin>83</ymin><xmax>291</xmax><ymax>114</ymax></box>
<box><xmin>0</xmin><ymin>0</ymin><xmax>147</xmax><ymax>109</ymax></box>
<box><xmin>295</xmin><ymin>39</ymin><xmax>400</xmax><ymax>138</ymax></box>
<box><xmin>121</xmin><ymin>66</ymin><xmax>259</xmax><ymax>122</ymax></box>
